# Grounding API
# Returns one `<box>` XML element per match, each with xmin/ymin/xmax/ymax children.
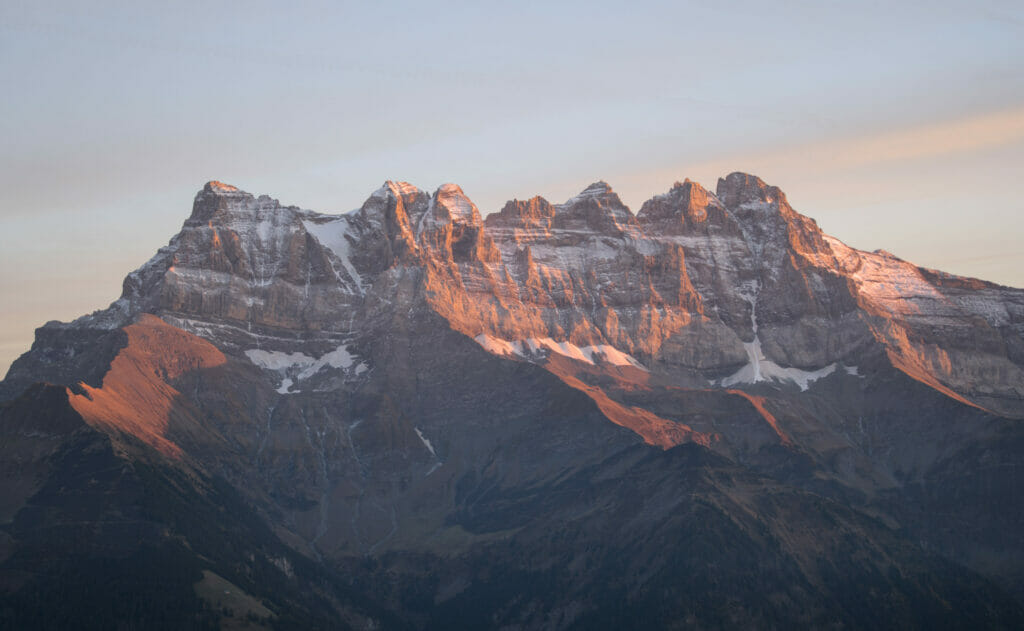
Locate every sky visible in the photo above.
<box><xmin>2</xmin><ymin>0</ymin><xmax>1023</xmax><ymax>376</ymax></box>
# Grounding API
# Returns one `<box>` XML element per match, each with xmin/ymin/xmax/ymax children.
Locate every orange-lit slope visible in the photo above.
<box><xmin>541</xmin><ymin>353</ymin><xmax>715</xmax><ymax>449</ymax></box>
<box><xmin>725</xmin><ymin>389</ymin><xmax>793</xmax><ymax>446</ymax></box>
<box><xmin>67</xmin><ymin>314</ymin><xmax>226</xmax><ymax>458</ymax></box>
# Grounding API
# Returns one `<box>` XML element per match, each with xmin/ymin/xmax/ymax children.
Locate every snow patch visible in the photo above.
<box><xmin>303</xmin><ymin>217</ymin><xmax>364</xmax><ymax>294</ymax></box>
<box><xmin>534</xmin><ymin>338</ymin><xmax>593</xmax><ymax>364</ymax></box>
<box><xmin>245</xmin><ymin>343</ymin><xmax>364</xmax><ymax>393</ymax></box>
<box><xmin>579</xmin><ymin>344</ymin><xmax>648</xmax><ymax>370</ymax></box>
<box><xmin>474</xmin><ymin>334</ymin><xmax>525</xmax><ymax>358</ymax></box>
<box><xmin>297</xmin><ymin>344</ymin><xmax>356</xmax><ymax>380</ymax></box>
<box><xmin>821</xmin><ymin>235</ymin><xmax>968</xmax><ymax>322</ymax></box>
<box><xmin>414</xmin><ymin>427</ymin><xmax>436</xmax><ymax>457</ymax></box>
<box><xmin>473</xmin><ymin>334</ymin><xmax>647</xmax><ymax>370</ymax></box>
<box><xmin>718</xmin><ymin>283</ymin><xmax>836</xmax><ymax>391</ymax></box>
<box><xmin>721</xmin><ymin>356</ymin><xmax>837</xmax><ymax>392</ymax></box>
<box><xmin>256</xmin><ymin>217</ymin><xmax>274</xmax><ymax>244</ymax></box>
<box><xmin>245</xmin><ymin>349</ymin><xmax>316</xmax><ymax>371</ymax></box>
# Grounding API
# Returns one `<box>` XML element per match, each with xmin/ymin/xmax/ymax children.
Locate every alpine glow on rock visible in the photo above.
<box><xmin>2</xmin><ymin>174</ymin><xmax>1023</xmax><ymax>629</ymax></box>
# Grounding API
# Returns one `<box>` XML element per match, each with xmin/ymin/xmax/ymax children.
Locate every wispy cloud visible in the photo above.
<box><xmin>681</xmin><ymin>106</ymin><xmax>1024</xmax><ymax>179</ymax></box>
<box><xmin>818</xmin><ymin>106</ymin><xmax>1024</xmax><ymax>168</ymax></box>
<box><xmin>601</xmin><ymin>106</ymin><xmax>1024</xmax><ymax>213</ymax></box>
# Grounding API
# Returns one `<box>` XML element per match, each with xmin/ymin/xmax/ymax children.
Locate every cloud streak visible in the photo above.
<box><xmin>680</xmin><ymin>106</ymin><xmax>1024</xmax><ymax>180</ymax></box>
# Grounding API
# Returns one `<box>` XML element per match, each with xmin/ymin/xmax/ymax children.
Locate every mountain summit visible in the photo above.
<box><xmin>2</xmin><ymin>174</ymin><xmax>1024</xmax><ymax>629</ymax></box>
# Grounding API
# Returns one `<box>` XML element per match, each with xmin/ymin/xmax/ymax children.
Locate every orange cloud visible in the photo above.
<box><xmin>817</xmin><ymin>106</ymin><xmax>1024</xmax><ymax>168</ymax></box>
<box><xmin>682</xmin><ymin>106</ymin><xmax>1024</xmax><ymax>180</ymax></box>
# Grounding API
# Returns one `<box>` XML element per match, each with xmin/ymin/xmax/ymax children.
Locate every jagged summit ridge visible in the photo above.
<box><xmin>5</xmin><ymin>172</ymin><xmax>1024</xmax><ymax>418</ymax></box>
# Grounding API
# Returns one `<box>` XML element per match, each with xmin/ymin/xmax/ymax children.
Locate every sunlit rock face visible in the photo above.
<box><xmin>3</xmin><ymin>173</ymin><xmax>1024</xmax><ymax>628</ymax></box>
<box><xmin>13</xmin><ymin>173</ymin><xmax>1018</xmax><ymax>412</ymax></box>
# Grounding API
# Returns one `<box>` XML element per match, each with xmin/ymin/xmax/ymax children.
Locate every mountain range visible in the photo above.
<box><xmin>2</xmin><ymin>173</ymin><xmax>1023</xmax><ymax>629</ymax></box>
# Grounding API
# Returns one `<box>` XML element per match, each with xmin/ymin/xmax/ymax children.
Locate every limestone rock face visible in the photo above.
<box><xmin>3</xmin><ymin>173</ymin><xmax>1024</xmax><ymax>627</ymax></box>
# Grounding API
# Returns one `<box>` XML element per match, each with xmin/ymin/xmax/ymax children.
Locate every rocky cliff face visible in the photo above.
<box><xmin>2</xmin><ymin>173</ymin><xmax>1024</xmax><ymax>629</ymax></box>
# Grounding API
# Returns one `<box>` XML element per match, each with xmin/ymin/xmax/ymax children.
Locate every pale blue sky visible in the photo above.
<box><xmin>2</xmin><ymin>1</ymin><xmax>1023</xmax><ymax>375</ymax></box>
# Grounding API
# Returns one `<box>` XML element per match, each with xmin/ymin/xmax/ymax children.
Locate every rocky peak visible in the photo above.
<box><xmin>675</xmin><ymin>178</ymin><xmax>710</xmax><ymax>204</ymax></box>
<box><xmin>430</xmin><ymin>183</ymin><xmax>482</xmax><ymax>228</ymax></box>
<box><xmin>485</xmin><ymin>196</ymin><xmax>556</xmax><ymax>230</ymax></box>
<box><xmin>360</xmin><ymin>181</ymin><xmax>429</xmax><ymax>223</ymax></box>
<box><xmin>715</xmin><ymin>172</ymin><xmax>787</xmax><ymax>209</ymax></box>
<box><xmin>637</xmin><ymin>178</ymin><xmax>722</xmax><ymax>227</ymax></box>
<box><xmin>554</xmin><ymin>181</ymin><xmax>636</xmax><ymax>236</ymax></box>
<box><xmin>356</xmin><ymin>181</ymin><xmax>429</xmax><ymax>260</ymax></box>
<box><xmin>712</xmin><ymin>172</ymin><xmax>819</xmax><ymax>265</ymax></box>
<box><xmin>561</xmin><ymin>181</ymin><xmax>629</xmax><ymax>212</ymax></box>
<box><xmin>574</xmin><ymin>180</ymin><xmax>614</xmax><ymax>198</ymax></box>
<box><xmin>204</xmin><ymin>180</ymin><xmax>242</xmax><ymax>195</ymax></box>
<box><xmin>188</xmin><ymin>180</ymin><xmax>254</xmax><ymax>224</ymax></box>
<box><xmin>383</xmin><ymin>180</ymin><xmax>426</xmax><ymax>204</ymax></box>
<box><xmin>414</xmin><ymin>183</ymin><xmax>499</xmax><ymax>264</ymax></box>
